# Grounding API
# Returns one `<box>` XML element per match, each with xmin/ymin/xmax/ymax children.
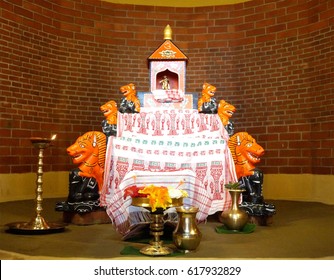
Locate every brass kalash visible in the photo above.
<box><xmin>131</xmin><ymin>196</ymin><xmax>183</xmax><ymax>256</ymax></box>
<box><xmin>6</xmin><ymin>135</ymin><xmax>66</xmax><ymax>234</ymax></box>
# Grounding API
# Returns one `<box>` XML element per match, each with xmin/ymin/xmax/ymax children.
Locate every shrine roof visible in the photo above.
<box><xmin>148</xmin><ymin>39</ymin><xmax>188</xmax><ymax>61</ymax></box>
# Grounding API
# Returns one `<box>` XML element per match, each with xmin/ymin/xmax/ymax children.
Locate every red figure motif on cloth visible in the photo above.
<box><xmin>228</xmin><ymin>132</ymin><xmax>264</xmax><ymax>180</ymax></box>
<box><xmin>67</xmin><ymin>131</ymin><xmax>106</xmax><ymax>191</ymax></box>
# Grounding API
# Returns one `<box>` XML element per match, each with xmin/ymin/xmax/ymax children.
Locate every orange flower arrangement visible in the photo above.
<box><xmin>138</xmin><ymin>185</ymin><xmax>172</xmax><ymax>212</ymax></box>
<box><xmin>124</xmin><ymin>184</ymin><xmax>188</xmax><ymax>212</ymax></box>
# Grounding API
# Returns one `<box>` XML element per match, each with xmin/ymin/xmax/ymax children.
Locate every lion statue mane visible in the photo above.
<box><xmin>56</xmin><ymin>131</ymin><xmax>106</xmax><ymax>213</ymax></box>
<box><xmin>228</xmin><ymin>132</ymin><xmax>275</xmax><ymax>217</ymax></box>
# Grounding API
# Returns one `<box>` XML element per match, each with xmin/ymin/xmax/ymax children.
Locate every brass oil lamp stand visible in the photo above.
<box><xmin>131</xmin><ymin>197</ymin><xmax>183</xmax><ymax>256</ymax></box>
<box><xmin>140</xmin><ymin>210</ymin><xmax>173</xmax><ymax>256</ymax></box>
<box><xmin>6</xmin><ymin>135</ymin><xmax>66</xmax><ymax>234</ymax></box>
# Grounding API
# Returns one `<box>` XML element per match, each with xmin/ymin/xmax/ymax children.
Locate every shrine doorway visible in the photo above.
<box><xmin>156</xmin><ymin>69</ymin><xmax>179</xmax><ymax>91</ymax></box>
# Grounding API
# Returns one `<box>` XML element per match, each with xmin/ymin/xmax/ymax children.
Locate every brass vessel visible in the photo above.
<box><xmin>131</xmin><ymin>197</ymin><xmax>183</xmax><ymax>210</ymax></box>
<box><xmin>220</xmin><ymin>189</ymin><xmax>248</xmax><ymax>231</ymax></box>
<box><xmin>131</xmin><ymin>197</ymin><xmax>183</xmax><ymax>256</ymax></box>
<box><xmin>173</xmin><ymin>206</ymin><xmax>202</xmax><ymax>252</ymax></box>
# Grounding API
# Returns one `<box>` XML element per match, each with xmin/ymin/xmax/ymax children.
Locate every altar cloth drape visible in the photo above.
<box><xmin>100</xmin><ymin>109</ymin><xmax>238</xmax><ymax>235</ymax></box>
<box><xmin>100</xmin><ymin>137</ymin><xmax>237</xmax><ymax>234</ymax></box>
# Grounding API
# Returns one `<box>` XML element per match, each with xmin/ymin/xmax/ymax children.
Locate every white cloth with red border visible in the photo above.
<box><xmin>100</xmin><ymin>108</ymin><xmax>238</xmax><ymax>235</ymax></box>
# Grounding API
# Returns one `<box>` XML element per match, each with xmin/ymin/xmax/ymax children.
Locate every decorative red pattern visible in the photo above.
<box><xmin>100</xmin><ymin>136</ymin><xmax>237</xmax><ymax>214</ymax></box>
<box><xmin>116</xmin><ymin>108</ymin><xmax>228</xmax><ymax>140</ymax></box>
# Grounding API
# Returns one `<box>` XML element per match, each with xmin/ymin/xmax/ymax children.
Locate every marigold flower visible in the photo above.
<box><xmin>138</xmin><ymin>185</ymin><xmax>172</xmax><ymax>212</ymax></box>
<box><xmin>125</xmin><ymin>184</ymin><xmax>188</xmax><ymax>212</ymax></box>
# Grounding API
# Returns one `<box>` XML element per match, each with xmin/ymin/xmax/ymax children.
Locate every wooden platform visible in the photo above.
<box><xmin>62</xmin><ymin>208</ymin><xmax>273</xmax><ymax>226</ymax></box>
<box><xmin>62</xmin><ymin>209</ymin><xmax>111</xmax><ymax>225</ymax></box>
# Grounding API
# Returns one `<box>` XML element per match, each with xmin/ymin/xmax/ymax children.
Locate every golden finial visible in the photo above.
<box><xmin>163</xmin><ymin>24</ymin><xmax>172</xmax><ymax>40</ymax></box>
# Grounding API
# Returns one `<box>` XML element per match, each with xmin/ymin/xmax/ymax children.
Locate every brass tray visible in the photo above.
<box><xmin>131</xmin><ymin>197</ymin><xmax>183</xmax><ymax>209</ymax></box>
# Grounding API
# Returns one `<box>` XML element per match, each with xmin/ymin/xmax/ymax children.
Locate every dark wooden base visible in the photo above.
<box><xmin>62</xmin><ymin>209</ymin><xmax>112</xmax><ymax>225</ymax></box>
<box><xmin>248</xmin><ymin>215</ymin><xmax>273</xmax><ymax>226</ymax></box>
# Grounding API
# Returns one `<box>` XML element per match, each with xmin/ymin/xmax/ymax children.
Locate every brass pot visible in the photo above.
<box><xmin>173</xmin><ymin>206</ymin><xmax>202</xmax><ymax>252</ymax></box>
<box><xmin>220</xmin><ymin>189</ymin><xmax>248</xmax><ymax>231</ymax></box>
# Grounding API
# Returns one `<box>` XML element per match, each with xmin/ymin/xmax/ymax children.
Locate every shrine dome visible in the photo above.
<box><xmin>148</xmin><ymin>25</ymin><xmax>188</xmax><ymax>94</ymax></box>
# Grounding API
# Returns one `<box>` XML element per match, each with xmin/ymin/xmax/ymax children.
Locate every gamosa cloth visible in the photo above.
<box><xmin>100</xmin><ymin>136</ymin><xmax>237</xmax><ymax>234</ymax></box>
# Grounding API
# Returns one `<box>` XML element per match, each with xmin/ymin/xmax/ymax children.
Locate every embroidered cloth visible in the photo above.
<box><xmin>101</xmin><ymin>136</ymin><xmax>237</xmax><ymax>232</ymax></box>
<box><xmin>116</xmin><ymin>108</ymin><xmax>229</xmax><ymax>140</ymax></box>
<box><xmin>143</xmin><ymin>93</ymin><xmax>194</xmax><ymax>109</ymax></box>
<box><xmin>100</xmin><ymin>108</ymin><xmax>237</xmax><ymax>235</ymax></box>
<box><xmin>152</xmin><ymin>89</ymin><xmax>184</xmax><ymax>103</ymax></box>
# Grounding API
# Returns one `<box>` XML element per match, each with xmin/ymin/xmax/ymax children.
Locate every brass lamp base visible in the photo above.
<box><xmin>140</xmin><ymin>240</ymin><xmax>173</xmax><ymax>256</ymax></box>
<box><xmin>6</xmin><ymin>214</ymin><xmax>66</xmax><ymax>234</ymax></box>
<box><xmin>6</xmin><ymin>221</ymin><xmax>66</xmax><ymax>234</ymax></box>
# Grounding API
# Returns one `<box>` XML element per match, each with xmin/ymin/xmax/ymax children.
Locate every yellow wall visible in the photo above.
<box><xmin>264</xmin><ymin>174</ymin><xmax>334</xmax><ymax>205</ymax></box>
<box><xmin>0</xmin><ymin>172</ymin><xmax>68</xmax><ymax>202</ymax></box>
<box><xmin>1</xmin><ymin>172</ymin><xmax>333</xmax><ymax>205</ymax></box>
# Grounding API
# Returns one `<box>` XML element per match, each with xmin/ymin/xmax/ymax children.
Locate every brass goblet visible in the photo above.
<box><xmin>6</xmin><ymin>135</ymin><xmax>66</xmax><ymax>234</ymax></box>
<box><xmin>131</xmin><ymin>197</ymin><xmax>183</xmax><ymax>256</ymax></box>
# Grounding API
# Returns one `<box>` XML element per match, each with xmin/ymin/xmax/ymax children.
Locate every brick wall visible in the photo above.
<box><xmin>0</xmin><ymin>0</ymin><xmax>333</xmax><ymax>174</ymax></box>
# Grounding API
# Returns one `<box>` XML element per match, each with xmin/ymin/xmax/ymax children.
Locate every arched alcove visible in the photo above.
<box><xmin>156</xmin><ymin>69</ymin><xmax>179</xmax><ymax>91</ymax></box>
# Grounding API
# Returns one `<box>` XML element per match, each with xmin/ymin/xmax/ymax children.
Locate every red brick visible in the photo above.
<box><xmin>0</xmin><ymin>0</ymin><xmax>333</xmax><ymax>176</ymax></box>
<box><xmin>279</xmin><ymin>166</ymin><xmax>302</xmax><ymax>174</ymax></box>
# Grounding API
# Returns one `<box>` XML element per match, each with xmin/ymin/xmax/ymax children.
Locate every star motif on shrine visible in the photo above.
<box><xmin>159</xmin><ymin>49</ymin><xmax>176</xmax><ymax>58</ymax></box>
